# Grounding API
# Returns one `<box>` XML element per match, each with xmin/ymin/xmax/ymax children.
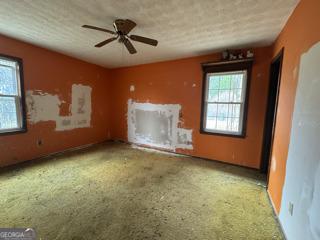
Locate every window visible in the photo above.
<box><xmin>201</xmin><ymin>60</ymin><xmax>252</xmax><ymax>137</ymax></box>
<box><xmin>0</xmin><ymin>54</ymin><xmax>26</xmax><ymax>134</ymax></box>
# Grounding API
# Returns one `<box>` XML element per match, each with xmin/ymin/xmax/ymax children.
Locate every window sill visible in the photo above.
<box><xmin>0</xmin><ymin>128</ymin><xmax>27</xmax><ymax>136</ymax></box>
<box><xmin>199</xmin><ymin>129</ymin><xmax>246</xmax><ymax>138</ymax></box>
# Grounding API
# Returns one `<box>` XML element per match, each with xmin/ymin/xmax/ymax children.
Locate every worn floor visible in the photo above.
<box><xmin>0</xmin><ymin>142</ymin><xmax>283</xmax><ymax>240</ymax></box>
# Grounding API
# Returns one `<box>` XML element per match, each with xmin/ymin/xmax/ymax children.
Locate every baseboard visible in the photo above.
<box><xmin>112</xmin><ymin>139</ymin><xmax>260</xmax><ymax>172</ymax></box>
<box><xmin>266</xmin><ymin>190</ymin><xmax>288</xmax><ymax>240</ymax></box>
<box><xmin>38</xmin><ymin>139</ymin><xmax>112</xmax><ymax>159</ymax></box>
<box><xmin>0</xmin><ymin>139</ymin><xmax>112</xmax><ymax>170</ymax></box>
<box><xmin>2</xmin><ymin>137</ymin><xmax>260</xmax><ymax>174</ymax></box>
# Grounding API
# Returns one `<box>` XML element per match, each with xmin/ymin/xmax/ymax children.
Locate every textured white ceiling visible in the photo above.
<box><xmin>0</xmin><ymin>0</ymin><xmax>299</xmax><ymax>68</ymax></box>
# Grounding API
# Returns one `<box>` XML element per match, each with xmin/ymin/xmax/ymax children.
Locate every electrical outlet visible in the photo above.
<box><xmin>288</xmin><ymin>202</ymin><xmax>294</xmax><ymax>216</ymax></box>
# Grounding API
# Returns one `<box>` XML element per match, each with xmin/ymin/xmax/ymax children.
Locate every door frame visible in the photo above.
<box><xmin>261</xmin><ymin>48</ymin><xmax>284</xmax><ymax>184</ymax></box>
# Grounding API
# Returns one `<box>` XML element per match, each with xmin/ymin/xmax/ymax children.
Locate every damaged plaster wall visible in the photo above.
<box><xmin>127</xmin><ymin>99</ymin><xmax>192</xmax><ymax>151</ymax></box>
<box><xmin>26</xmin><ymin>91</ymin><xmax>62</xmax><ymax>123</ymax></box>
<box><xmin>26</xmin><ymin>84</ymin><xmax>92</xmax><ymax>131</ymax></box>
<box><xmin>279</xmin><ymin>42</ymin><xmax>320</xmax><ymax>240</ymax></box>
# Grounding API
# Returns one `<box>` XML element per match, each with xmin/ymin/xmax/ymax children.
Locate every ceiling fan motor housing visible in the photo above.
<box><xmin>114</xmin><ymin>19</ymin><xmax>126</xmax><ymax>35</ymax></box>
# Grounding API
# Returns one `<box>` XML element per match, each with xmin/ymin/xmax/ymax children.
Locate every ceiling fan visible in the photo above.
<box><xmin>82</xmin><ymin>19</ymin><xmax>158</xmax><ymax>54</ymax></box>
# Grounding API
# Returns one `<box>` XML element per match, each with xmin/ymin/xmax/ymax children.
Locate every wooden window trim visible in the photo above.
<box><xmin>0</xmin><ymin>54</ymin><xmax>27</xmax><ymax>136</ymax></box>
<box><xmin>200</xmin><ymin>58</ymin><xmax>253</xmax><ymax>138</ymax></box>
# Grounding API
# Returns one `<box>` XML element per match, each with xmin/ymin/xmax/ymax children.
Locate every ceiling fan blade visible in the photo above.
<box><xmin>114</xmin><ymin>19</ymin><xmax>136</xmax><ymax>34</ymax></box>
<box><xmin>82</xmin><ymin>25</ymin><xmax>115</xmax><ymax>35</ymax></box>
<box><xmin>94</xmin><ymin>37</ymin><xmax>117</xmax><ymax>47</ymax></box>
<box><xmin>123</xmin><ymin>39</ymin><xmax>137</xmax><ymax>54</ymax></box>
<box><xmin>122</xmin><ymin>19</ymin><xmax>136</xmax><ymax>34</ymax></box>
<box><xmin>129</xmin><ymin>35</ymin><xmax>158</xmax><ymax>46</ymax></box>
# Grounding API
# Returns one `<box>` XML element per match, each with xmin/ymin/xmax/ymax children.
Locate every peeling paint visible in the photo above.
<box><xmin>176</xmin><ymin>128</ymin><xmax>193</xmax><ymax>150</ymax></box>
<box><xmin>26</xmin><ymin>91</ymin><xmax>62</xmax><ymax>123</ymax></box>
<box><xmin>127</xmin><ymin>99</ymin><xmax>193</xmax><ymax>151</ymax></box>
<box><xmin>26</xmin><ymin>84</ymin><xmax>92</xmax><ymax>131</ymax></box>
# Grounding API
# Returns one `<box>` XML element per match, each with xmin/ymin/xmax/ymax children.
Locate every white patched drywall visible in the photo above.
<box><xmin>26</xmin><ymin>84</ymin><xmax>92</xmax><ymax>131</ymax></box>
<box><xmin>279</xmin><ymin>42</ymin><xmax>320</xmax><ymax>240</ymax></box>
<box><xmin>127</xmin><ymin>99</ymin><xmax>193</xmax><ymax>151</ymax></box>
<box><xmin>26</xmin><ymin>91</ymin><xmax>62</xmax><ymax>123</ymax></box>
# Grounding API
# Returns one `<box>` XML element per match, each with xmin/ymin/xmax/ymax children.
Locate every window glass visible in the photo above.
<box><xmin>0</xmin><ymin>59</ymin><xmax>18</xmax><ymax>95</ymax></box>
<box><xmin>0</xmin><ymin>96</ymin><xmax>18</xmax><ymax>129</ymax></box>
<box><xmin>0</xmin><ymin>56</ymin><xmax>24</xmax><ymax>133</ymax></box>
<box><xmin>204</xmin><ymin>71</ymin><xmax>247</xmax><ymax>135</ymax></box>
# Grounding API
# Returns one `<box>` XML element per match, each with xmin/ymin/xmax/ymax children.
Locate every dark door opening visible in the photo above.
<box><xmin>260</xmin><ymin>49</ymin><xmax>284</xmax><ymax>175</ymax></box>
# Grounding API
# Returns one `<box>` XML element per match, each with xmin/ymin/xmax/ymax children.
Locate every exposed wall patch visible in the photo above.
<box><xmin>279</xmin><ymin>42</ymin><xmax>320</xmax><ymax>240</ymax></box>
<box><xmin>26</xmin><ymin>91</ymin><xmax>62</xmax><ymax>123</ymax></box>
<box><xmin>127</xmin><ymin>99</ymin><xmax>193</xmax><ymax>151</ymax></box>
<box><xmin>176</xmin><ymin>128</ymin><xmax>193</xmax><ymax>150</ymax></box>
<box><xmin>26</xmin><ymin>84</ymin><xmax>92</xmax><ymax>131</ymax></box>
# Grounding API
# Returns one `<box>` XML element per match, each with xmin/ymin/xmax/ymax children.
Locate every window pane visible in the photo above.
<box><xmin>204</xmin><ymin>70</ymin><xmax>246</xmax><ymax>134</ymax></box>
<box><xmin>237</xmin><ymin>74</ymin><xmax>243</xmax><ymax>88</ymax></box>
<box><xmin>216</xmin><ymin>104</ymin><xmax>232</xmax><ymax>132</ymax></box>
<box><xmin>231</xmin><ymin>89</ymin><xmax>243</xmax><ymax>102</ymax></box>
<box><xmin>230</xmin><ymin>104</ymin><xmax>241</xmax><ymax>117</ymax></box>
<box><xmin>205</xmin><ymin>103</ymin><xmax>242</xmax><ymax>132</ymax></box>
<box><xmin>207</xmin><ymin>103</ymin><xmax>218</xmax><ymax>117</ymax></box>
<box><xmin>216</xmin><ymin>116</ymin><xmax>227</xmax><ymax>131</ymax></box>
<box><xmin>230</xmin><ymin>74</ymin><xmax>243</xmax><ymax>89</ymax></box>
<box><xmin>230</xmin><ymin>117</ymin><xmax>240</xmax><ymax>131</ymax></box>
<box><xmin>235</xmin><ymin>118</ymin><xmax>240</xmax><ymax>131</ymax></box>
<box><xmin>0</xmin><ymin>60</ymin><xmax>18</xmax><ymax>95</ymax></box>
<box><xmin>208</xmin><ymin>89</ymin><xmax>219</xmax><ymax>101</ymax></box>
<box><xmin>231</xmin><ymin>76</ymin><xmax>238</xmax><ymax>89</ymax></box>
<box><xmin>209</xmin><ymin>76</ymin><xmax>220</xmax><ymax>89</ymax></box>
<box><xmin>0</xmin><ymin>96</ymin><xmax>18</xmax><ymax>130</ymax></box>
<box><xmin>206</xmin><ymin>116</ymin><xmax>217</xmax><ymax>130</ymax></box>
<box><xmin>217</xmin><ymin>104</ymin><xmax>228</xmax><ymax>119</ymax></box>
<box><xmin>218</xmin><ymin>90</ymin><xmax>230</xmax><ymax>102</ymax></box>
<box><xmin>219</xmin><ymin>75</ymin><xmax>231</xmax><ymax>89</ymax></box>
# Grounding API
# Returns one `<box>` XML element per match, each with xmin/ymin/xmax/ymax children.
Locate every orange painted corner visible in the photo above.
<box><xmin>110</xmin><ymin>46</ymin><xmax>273</xmax><ymax>169</ymax></box>
<box><xmin>0</xmin><ymin>34</ymin><xmax>111</xmax><ymax>167</ymax></box>
<box><xmin>267</xmin><ymin>0</ymin><xmax>320</xmax><ymax>213</ymax></box>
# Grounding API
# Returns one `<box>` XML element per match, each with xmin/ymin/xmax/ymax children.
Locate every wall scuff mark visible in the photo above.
<box><xmin>279</xmin><ymin>42</ymin><xmax>320</xmax><ymax>240</ymax></box>
<box><xmin>127</xmin><ymin>99</ymin><xmax>193</xmax><ymax>151</ymax></box>
<box><xmin>26</xmin><ymin>84</ymin><xmax>92</xmax><ymax>131</ymax></box>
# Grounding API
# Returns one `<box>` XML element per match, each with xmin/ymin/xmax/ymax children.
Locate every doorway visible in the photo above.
<box><xmin>260</xmin><ymin>49</ymin><xmax>284</xmax><ymax>175</ymax></box>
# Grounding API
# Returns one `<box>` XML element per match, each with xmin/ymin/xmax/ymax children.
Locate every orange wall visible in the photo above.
<box><xmin>268</xmin><ymin>0</ymin><xmax>320</xmax><ymax>213</ymax></box>
<box><xmin>1</xmin><ymin>0</ymin><xmax>318</xmax><ymax>219</ymax></box>
<box><xmin>0</xmin><ymin>34</ymin><xmax>272</xmax><ymax>170</ymax></box>
<box><xmin>110</xmin><ymin>47</ymin><xmax>272</xmax><ymax>169</ymax></box>
<box><xmin>0</xmin><ymin>34</ymin><xmax>111</xmax><ymax>167</ymax></box>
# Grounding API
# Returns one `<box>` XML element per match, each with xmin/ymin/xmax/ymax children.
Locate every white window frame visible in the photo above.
<box><xmin>0</xmin><ymin>55</ymin><xmax>26</xmax><ymax>135</ymax></box>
